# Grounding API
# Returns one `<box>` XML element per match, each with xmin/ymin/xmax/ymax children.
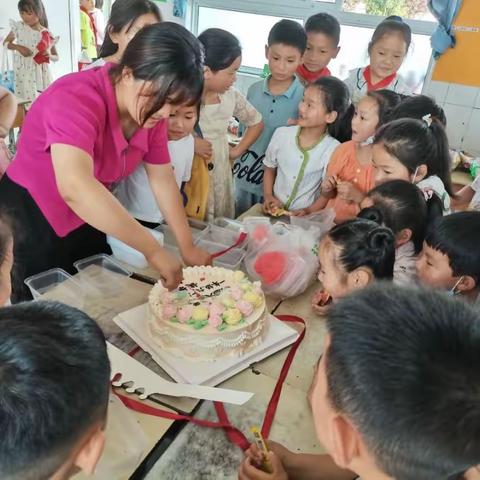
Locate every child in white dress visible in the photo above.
<box><xmin>4</xmin><ymin>0</ymin><xmax>58</xmax><ymax>103</ymax></box>
<box><xmin>198</xmin><ymin>29</ymin><xmax>263</xmax><ymax>220</ymax></box>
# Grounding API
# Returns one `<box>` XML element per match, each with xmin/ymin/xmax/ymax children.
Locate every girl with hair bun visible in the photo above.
<box><xmin>312</xmin><ymin>218</ymin><xmax>395</xmax><ymax>315</ymax></box>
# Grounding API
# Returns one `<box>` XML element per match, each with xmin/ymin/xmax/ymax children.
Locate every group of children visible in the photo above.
<box><xmin>1</xmin><ymin>2</ymin><xmax>480</xmax><ymax>479</ymax></box>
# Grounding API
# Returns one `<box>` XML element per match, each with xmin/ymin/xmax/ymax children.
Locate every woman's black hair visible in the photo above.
<box><xmin>198</xmin><ymin>28</ymin><xmax>242</xmax><ymax>72</ymax></box>
<box><xmin>110</xmin><ymin>22</ymin><xmax>204</xmax><ymax>125</ymax></box>
<box><xmin>308</xmin><ymin>76</ymin><xmax>350</xmax><ymax>140</ymax></box>
<box><xmin>425</xmin><ymin>212</ymin><xmax>480</xmax><ymax>284</ymax></box>
<box><xmin>327</xmin><ymin>218</ymin><xmax>395</xmax><ymax>279</ymax></box>
<box><xmin>99</xmin><ymin>0</ymin><xmax>161</xmax><ymax>58</ymax></box>
<box><xmin>390</xmin><ymin>94</ymin><xmax>447</xmax><ymax>126</ymax></box>
<box><xmin>369</xmin><ymin>15</ymin><xmax>412</xmax><ymax>53</ymax></box>
<box><xmin>367</xmin><ymin>89</ymin><xmax>402</xmax><ymax>128</ymax></box>
<box><xmin>374</xmin><ymin>118</ymin><xmax>454</xmax><ymax>197</ymax></box>
<box><xmin>359</xmin><ymin>180</ymin><xmax>442</xmax><ymax>253</ymax></box>
<box><xmin>18</xmin><ymin>0</ymin><xmax>48</xmax><ymax>28</ymax></box>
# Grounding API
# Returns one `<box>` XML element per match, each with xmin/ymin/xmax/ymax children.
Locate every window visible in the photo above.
<box><xmin>192</xmin><ymin>0</ymin><xmax>436</xmax><ymax>91</ymax></box>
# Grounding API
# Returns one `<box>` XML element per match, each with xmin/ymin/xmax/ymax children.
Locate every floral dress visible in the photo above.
<box><xmin>10</xmin><ymin>20</ymin><xmax>55</xmax><ymax>102</ymax></box>
<box><xmin>199</xmin><ymin>87</ymin><xmax>262</xmax><ymax>220</ymax></box>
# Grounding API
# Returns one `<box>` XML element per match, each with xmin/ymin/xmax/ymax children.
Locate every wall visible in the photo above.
<box><xmin>423</xmin><ymin>77</ymin><xmax>480</xmax><ymax>155</ymax></box>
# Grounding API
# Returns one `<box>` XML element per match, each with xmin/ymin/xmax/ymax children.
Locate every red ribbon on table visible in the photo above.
<box><xmin>210</xmin><ymin>232</ymin><xmax>248</xmax><ymax>260</ymax></box>
<box><xmin>115</xmin><ymin>314</ymin><xmax>306</xmax><ymax>451</ymax></box>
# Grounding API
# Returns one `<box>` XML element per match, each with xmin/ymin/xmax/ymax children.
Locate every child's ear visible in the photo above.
<box><xmin>332</xmin><ymin>46</ymin><xmax>340</xmax><ymax>59</ymax></box>
<box><xmin>458</xmin><ymin>276</ymin><xmax>477</xmax><ymax>293</ymax></box>
<box><xmin>396</xmin><ymin>228</ymin><xmax>412</xmax><ymax>247</ymax></box>
<box><xmin>73</xmin><ymin>427</ymin><xmax>106</xmax><ymax>476</ymax></box>
<box><xmin>412</xmin><ymin>164</ymin><xmax>428</xmax><ymax>183</ymax></box>
<box><xmin>204</xmin><ymin>66</ymin><xmax>213</xmax><ymax>80</ymax></box>
<box><xmin>325</xmin><ymin>110</ymin><xmax>338</xmax><ymax>125</ymax></box>
<box><xmin>347</xmin><ymin>268</ymin><xmax>372</xmax><ymax>290</ymax></box>
<box><xmin>329</xmin><ymin>414</ymin><xmax>361</xmax><ymax>469</ymax></box>
<box><xmin>265</xmin><ymin>45</ymin><xmax>269</xmax><ymax>59</ymax></box>
<box><xmin>108</xmin><ymin>26</ymin><xmax>119</xmax><ymax>45</ymax></box>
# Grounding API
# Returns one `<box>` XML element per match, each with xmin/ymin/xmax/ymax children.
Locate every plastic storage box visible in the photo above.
<box><xmin>107</xmin><ymin>227</ymin><xmax>164</xmax><ymax>269</ymax></box>
<box><xmin>195</xmin><ymin>238</ymin><xmax>246</xmax><ymax>270</ymax></box>
<box><xmin>24</xmin><ymin>268</ymin><xmax>85</xmax><ymax>309</ymax></box>
<box><xmin>195</xmin><ymin>224</ymin><xmax>247</xmax><ymax>250</ymax></box>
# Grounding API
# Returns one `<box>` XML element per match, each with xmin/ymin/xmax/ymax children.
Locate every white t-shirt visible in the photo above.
<box><xmin>343</xmin><ymin>67</ymin><xmax>412</xmax><ymax>105</ymax></box>
<box><xmin>263</xmin><ymin>126</ymin><xmax>339</xmax><ymax>211</ymax></box>
<box><xmin>115</xmin><ymin>135</ymin><xmax>194</xmax><ymax>223</ymax></box>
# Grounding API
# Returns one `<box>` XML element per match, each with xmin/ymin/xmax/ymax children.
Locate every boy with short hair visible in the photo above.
<box><xmin>416</xmin><ymin>211</ymin><xmax>480</xmax><ymax>302</ymax></box>
<box><xmin>297</xmin><ymin>13</ymin><xmax>341</xmax><ymax>85</ymax></box>
<box><xmin>239</xmin><ymin>284</ymin><xmax>480</xmax><ymax>480</ymax></box>
<box><xmin>233</xmin><ymin>19</ymin><xmax>306</xmax><ymax>216</ymax></box>
<box><xmin>0</xmin><ymin>301</ymin><xmax>111</xmax><ymax>480</ymax></box>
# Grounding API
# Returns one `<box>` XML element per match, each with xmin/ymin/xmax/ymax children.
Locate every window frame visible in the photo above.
<box><xmin>191</xmin><ymin>0</ymin><xmax>436</xmax><ymax>76</ymax></box>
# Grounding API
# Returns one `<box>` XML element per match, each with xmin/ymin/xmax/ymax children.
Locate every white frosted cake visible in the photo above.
<box><xmin>148</xmin><ymin>266</ymin><xmax>268</xmax><ymax>361</ymax></box>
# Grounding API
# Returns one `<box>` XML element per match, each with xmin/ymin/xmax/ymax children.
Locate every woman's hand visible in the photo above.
<box><xmin>336</xmin><ymin>181</ymin><xmax>365</xmax><ymax>204</ymax></box>
<box><xmin>194</xmin><ymin>137</ymin><xmax>213</xmax><ymax>160</ymax></box>
<box><xmin>181</xmin><ymin>244</ymin><xmax>212</xmax><ymax>267</ymax></box>
<box><xmin>146</xmin><ymin>247</ymin><xmax>183</xmax><ymax>290</ymax></box>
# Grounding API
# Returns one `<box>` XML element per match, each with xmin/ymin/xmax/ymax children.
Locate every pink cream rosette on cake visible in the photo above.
<box><xmin>236</xmin><ymin>299</ymin><xmax>254</xmax><ymax>317</ymax></box>
<box><xmin>178</xmin><ymin>305</ymin><xmax>194</xmax><ymax>323</ymax></box>
<box><xmin>208</xmin><ymin>302</ymin><xmax>225</xmax><ymax>328</ymax></box>
<box><xmin>162</xmin><ymin>304</ymin><xmax>177</xmax><ymax>321</ymax></box>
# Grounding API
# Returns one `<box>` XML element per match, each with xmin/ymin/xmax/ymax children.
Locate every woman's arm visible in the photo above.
<box><xmin>0</xmin><ymin>88</ymin><xmax>17</xmax><ymax>138</ymax></box>
<box><xmin>51</xmin><ymin>144</ymin><xmax>183</xmax><ymax>288</ymax></box>
<box><xmin>144</xmin><ymin>162</ymin><xmax>211</xmax><ymax>266</ymax></box>
<box><xmin>230</xmin><ymin>121</ymin><xmax>264</xmax><ymax>160</ymax></box>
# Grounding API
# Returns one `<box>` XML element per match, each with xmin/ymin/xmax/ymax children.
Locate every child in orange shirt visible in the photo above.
<box><xmin>309</xmin><ymin>89</ymin><xmax>400</xmax><ymax>223</ymax></box>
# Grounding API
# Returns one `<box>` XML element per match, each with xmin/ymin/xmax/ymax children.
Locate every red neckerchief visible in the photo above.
<box><xmin>363</xmin><ymin>65</ymin><xmax>397</xmax><ymax>91</ymax></box>
<box><xmin>80</xmin><ymin>6</ymin><xmax>97</xmax><ymax>42</ymax></box>
<box><xmin>297</xmin><ymin>64</ymin><xmax>331</xmax><ymax>83</ymax></box>
<box><xmin>33</xmin><ymin>30</ymin><xmax>51</xmax><ymax>65</ymax></box>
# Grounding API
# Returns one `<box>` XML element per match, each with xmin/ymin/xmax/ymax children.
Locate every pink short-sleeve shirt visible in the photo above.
<box><xmin>7</xmin><ymin>64</ymin><xmax>170</xmax><ymax>237</ymax></box>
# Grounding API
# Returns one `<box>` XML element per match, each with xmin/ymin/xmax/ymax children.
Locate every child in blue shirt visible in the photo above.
<box><xmin>233</xmin><ymin>20</ymin><xmax>306</xmax><ymax>216</ymax></box>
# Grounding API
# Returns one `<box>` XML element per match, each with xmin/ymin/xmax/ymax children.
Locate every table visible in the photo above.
<box><xmin>62</xmin><ymin>208</ymin><xmax>325</xmax><ymax>479</ymax></box>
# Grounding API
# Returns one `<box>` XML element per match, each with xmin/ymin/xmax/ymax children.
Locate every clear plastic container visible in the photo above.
<box><xmin>195</xmin><ymin>238</ymin><xmax>246</xmax><ymax>270</ymax></box>
<box><xmin>213</xmin><ymin>217</ymin><xmax>245</xmax><ymax>233</ymax></box>
<box><xmin>24</xmin><ymin>268</ymin><xmax>85</xmax><ymax>309</ymax></box>
<box><xmin>107</xmin><ymin>228</ymin><xmax>164</xmax><ymax>269</ymax></box>
<box><xmin>289</xmin><ymin>209</ymin><xmax>335</xmax><ymax>238</ymax></box>
<box><xmin>196</xmin><ymin>224</ymin><xmax>247</xmax><ymax>250</ymax></box>
<box><xmin>74</xmin><ymin>254</ymin><xmax>131</xmax><ymax>297</ymax></box>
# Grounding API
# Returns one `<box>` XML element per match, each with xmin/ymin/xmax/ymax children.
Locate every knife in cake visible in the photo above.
<box><xmin>107</xmin><ymin>342</ymin><xmax>254</xmax><ymax>405</ymax></box>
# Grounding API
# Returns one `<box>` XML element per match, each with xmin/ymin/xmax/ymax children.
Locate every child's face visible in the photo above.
<box><xmin>110</xmin><ymin>13</ymin><xmax>160</xmax><ymax>58</ymax></box>
<box><xmin>20</xmin><ymin>9</ymin><xmax>40</xmax><ymax>26</ymax></box>
<box><xmin>416</xmin><ymin>242</ymin><xmax>459</xmax><ymax>290</ymax></box>
<box><xmin>369</xmin><ymin>32</ymin><xmax>407</xmax><ymax>80</ymax></box>
<box><xmin>205</xmin><ymin>56</ymin><xmax>241</xmax><ymax>94</ymax></box>
<box><xmin>80</xmin><ymin>0</ymin><xmax>95</xmax><ymax>12</ymax></box>
<box><xmin>168</xmin><ymin>104</ymin><xmax>197</xmax><ymax>141</ymax></box>
<box><xmin>351</xmin><ymin>96</ymin><xmax>379</xmax><ymax>143</ymax></box>
<box><xmin>266</xmin><ymin>43</ymin><xmax>302</xmax><ymax>82</ymax></box>
<box><xmin>372</xmin><ymin>142</ymin><xmax>411</xmax><ymax>185</ymax></box>
<box><xmin>318</xmin><ymin>237</ymin><xmax>351</xmax><ymax>302</ymax></box>
<box><xmin>298</xmin><ymin>86</ymin><xmax>336</xmax><ymax>129</ymax></box>
<box><xmin>303</xmin><ymin>32</ymin><xmax>339</xmax><ymax>73</ymax></box>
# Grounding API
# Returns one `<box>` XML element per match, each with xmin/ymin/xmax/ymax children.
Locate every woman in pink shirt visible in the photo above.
<box><xmin>0</xmin><ymin>23</ymin><xmax>210</xmax><ymax>300</ymax></box>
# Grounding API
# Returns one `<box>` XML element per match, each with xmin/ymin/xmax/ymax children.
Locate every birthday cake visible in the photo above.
<box><xmin>148</xmin><ymin>266</ymin><xmax>268</xmax><ymax>361</ymax></box>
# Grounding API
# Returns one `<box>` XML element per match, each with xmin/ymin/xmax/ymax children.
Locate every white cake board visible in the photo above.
<box><xmin>113</xmin><ymin>304</ymin><xmax>299</xmax><ymax>387</ymax></box>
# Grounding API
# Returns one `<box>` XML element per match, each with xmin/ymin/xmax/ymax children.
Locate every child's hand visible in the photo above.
<box><xmin>229</xmin><ymin>145</ymin><xmax>243</xmax><ymax>160</ymax></box>
<box><xmin>321</xmin><ymin>175</ymin><xmax>337</xmax><ymax>198</ymax></box>
<box><xmin>263</xmin><ymin>195</ymin><xmax>283</xmax><ymax>215</ymax></box>
<box><xmin>336</xmin><ymin>182</ymin><xmax>365</xmax><ymax>204</ymax></box>
<box><xmin>291</xmin><ymin>208</ymin><xmax>310</xmax><ymax>217</ymax></box>
<box><xmin>239</xmin><ymin>450</ymin><xmax>288</xmax><ymax>480</ymax></box>
<box><xmin>194</xmin><ymin>137</ymin><xmax>213</xmax><ymax>160</ymax></box>
<box><xmin>312</xmin><ymin>289</ymin><xmax>332</xmax><ymax>316</ymax></box>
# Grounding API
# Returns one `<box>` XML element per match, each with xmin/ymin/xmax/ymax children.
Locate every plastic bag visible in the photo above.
<box><xmin>243</xmin><ymin>215</ymin><xmax>332</xmax><ymax>299</ymax></box>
